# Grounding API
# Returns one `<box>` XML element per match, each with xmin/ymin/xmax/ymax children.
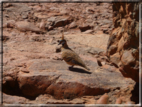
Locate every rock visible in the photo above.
<box><xmin>110</xmin><ymin>53</ymin><xmax>120</xmax><ymax>66</ymax></box>
<box><xmin>3</xmin><ymin>20</ymin><xmax>15</xmax><ymax>28</ymax></box>
<box><xmin>31</xmin><ymin>36</ymin><xmax>46</xmax><ymax>42</ymax></box>
<box><xmin>2</xmin><ymin>36</ymin><xmax>10</xmax><ymax>42</ymax></box>
<box><xmin>21</xmin><ymin>12</ymin><xmax>29</xmax><ymax>19</ymax></box>
<box><xmin>83</xmin><ymin>30</ymin><xmax>94</xmax><ymax>34</ymax></box>
<box><xmin>107</xmin><ymin>45</ymin><xmax>117</xmax><ymax>55</ymax></box>
<box><xmin>3</xmin><ymin>76</ymin><xmax>15</xmax><ymax>88</ymax></box>
<box><xmin>49</xmin><ymin>30</ymin><xmax>59</xmax><ymax>35</ymax></box>
<box><xmin>16</xmin><ymin>21</ymin><xmax>45</xmax><ymax>33</ymax></box>
<box><xmin>96</xmin><ymin>93</ymin><xmax>108</xmax><ymax>104</ymax></box>
<box><xmin>60</xmin><ymin>10</ymin><xmax>68</xmax><ymax>15</ymax></box>
<box><xmin>14</xmin><ymin>59</ymin><xmax>134</xmax><ymax>99</ymax></box>
<box><xmin>120</xmin><ymin>50</ymin><xmax>139</xmax><ymax>82</ymax></box>
<box><xmin>79</xmin><ymin>24</ymin><xmax>93</xmax><ymax>32</ymax></box>
<box><xmin>121</xmin><ymin>50</ymin><xmax>135</xmax><ymax>66</ymax></box>
<box><xmin>87</xmin><ymin>47</ymin><xmax>105</xmax><ymax>55</ymax></box>
<box><xmin>107</xmin><ymin>2</ymin><xmax>139</xmax><ymax>83</ymax></box>
<box><xmin>3</xmin><ymin>93</ymin><xmax>27</xmax><ymax>104</ymax></box>
<box><xmin>47</xmin><ymin>17</ymin><xmax>56</xmax><ymax>22</ymax></box>
<box><xmin>39</xmin><ymin>21</ymin><xmax>46</xmax><ymax>30</ymax></box>
<box><xmin>101</xmin><ymin>24</ymin><xmax>110</xmax><ymax>34</ymax></box>
<box><xmin>68</xmin><ymin>22</ymin><xmax>77</xmax><ymax>29</ymax></box>
<box><xmin>53</xmin><ymin>16</ymin><xmax>73</xmax><ymax>28</ymax></box>
<box><xmin>3</xmin><ymin>3</ymin><xmax>13</xmax><ymax>8</ymax></box>
<box><xmin>132</xmin><ymin>48</ymin><xmax>139</xmax><ymax>60</ymax></box>
<box><xmin>67</xmin><ymin>33</ymin><xmax>109</xmax><ymax>51</ymax></box>
<box><xmin>115</xmin><ymin>97</ymin><xmax>122</xmax><ymax>104</ymax></box>
<box><xmin>46</xmin><ymin>98</ymin><xmax>85</xmax><ymax>104</ymax></box>
<box><xmin>125</xmin><ymin>101</ymin><xmax>135</xmax><ymax>104</ymax></box>
<box><xmin>97</xmin><ymin>58</ymin><xmax>103</xmax><ymax>66</ymax></box>
<box><xmin>102</xmin><ymin>19</ymin><xmax>112</xmax><ymax>24</ymax></box>
<box><xmin>117</xmin><ymin>32</ymin><xmax>126</xmax><ymax>52</ymax></box>
<box><xmin>48</xmin><ymin>25</ymin><xmax>54</xmax><ymax>30</ymax></box>
<box><xmin>86</xmin><ymin>7</ymin><xmax>95</xmax><ymax>14</ymax></box>
<box><xmin>2</xmin><ymin>2</ymin><xmax>138</xmax><ymax>104</ymax></box>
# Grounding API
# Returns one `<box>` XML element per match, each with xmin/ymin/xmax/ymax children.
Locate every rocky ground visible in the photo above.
<box><xmin>1</xmin><ymin>2</ymin><xmax>139</xmax><ymax>105</ymax></box>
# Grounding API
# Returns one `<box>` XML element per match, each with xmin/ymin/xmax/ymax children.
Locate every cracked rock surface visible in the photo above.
<box><xmin>1</xmin><ymin>2</ymin><xmax>139</xmax><ymax>105</ymax></box>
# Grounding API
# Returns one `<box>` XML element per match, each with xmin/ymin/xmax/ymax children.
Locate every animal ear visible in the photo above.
<box><xmin>61</xmin><ymin>30</ymin><xmax>64</xmax><ymax>40</ymax></box>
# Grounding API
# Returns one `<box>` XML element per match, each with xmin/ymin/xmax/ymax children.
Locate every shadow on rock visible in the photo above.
<box><xmin>130</xmin><ymin>82</ymin><xmax>139</xmax><ymax>104</ymax></box>
<box><xmin>68</xmin><ymin>67</ymin><xmax>91</xmax><ymax>74</ymax></box>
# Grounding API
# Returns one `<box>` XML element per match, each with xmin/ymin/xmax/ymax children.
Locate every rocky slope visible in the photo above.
<box><xmin>106</xmin><ymin>2</ymin><xmax>141</xmax><ymax>104</ymax></box>
<box><xmin>1</xmin><ymin>2</ymin><xmax>140</xmax><ymax>105</ymax></box>
<box><xmin>107</xmin><ymin>2</ymin><xmax>140</xmax><ymax>83</ymax></box>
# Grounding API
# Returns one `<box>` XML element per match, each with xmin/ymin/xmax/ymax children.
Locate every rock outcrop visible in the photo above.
<box><xmin>107</xmin><ymin>2</ymin><xmax>140</xmax><ymax>82</ymax></box>
<box><xmin>1</xmin><ymin>2</ymin><xmax>140</xmax><ymax>105</ymax></box>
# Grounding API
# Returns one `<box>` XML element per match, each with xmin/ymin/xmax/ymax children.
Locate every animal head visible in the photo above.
<box><xmin>58</xmin><ymin>31</ymin><xmax>67</xmax><ymax>46</ymax></box>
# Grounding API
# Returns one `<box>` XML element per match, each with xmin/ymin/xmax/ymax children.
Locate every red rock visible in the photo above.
<box><xmin>117</xmin><ymin>32</ymin><xmax>126</xmax><ymax>52</ymax></box>
<box><xmin>107</xmin><ymin>2</ymin><xmax>139</xmax><ymax>83</ymax></box>
<box><xmin>121</xmin><ymin>50</ymin><xmax>135</xmax><ymax>66</ymax></box>
<box><xmin>86</xmin><ymin>7</ymin><xmax>95</xmax><ymax>14</ymax></box>
<box><xmin>3</xmin><ymin>20</ymin><xmax>15</xmax><ymax>28</ymax></box>
<box><xmin>110</xmin><ymin>53</ymin><xmax>120</xmax><ymax>65</ymax></box>
<box><xmin>2</xmin><ymin>36</ymin><xmax>10</xmax><ymax>42</ymax></box>
<box><xmin>3</xmin><ymin>93</ymin><xmax>27</xmax><ymax>104</ymax></box>
<box><xmin>83</xmin><ymin>30</ymin><xmax>94</xmax><ymax>34</ymax></box>
<box><xmin>15</xmin><ymin>58</ymin><xmax>134</xmax><ymax>99</ymax></box>
<box><xmin>96</xmin><ymin>93</ymin><xmax>108</xmax><ymax>104</ymax></box>
<box><xmin>68</xmin><ymin>22</ymin><xmax>77</xmax><ymax>29</ymax></box>
<box><xmin>3</xmin><ymin>76</ymin><xmax>15</xmax><ymax>88</ymax></box>
<box><xmin>16</xmin><ymin>21</ymin><xmax>45</xmax><ymax>33</ymax></box>
<box><xmin>107</xmin><ymin>45</ymin><xmax>117</xmax><ymax>55</ymax></box>
<box><xmin>79</xmin><ymin>24</ymin><xmax>93</xmax><ymax>32</ymax></box>
<box><xmin>125</xmin><ymin>100</ymin><xmax>135</xmax><ymax>104</ymax></box>
<box><xmin>115</xmin><ymin>97</ymin><xmax>122</xmax><ymax>104</ymax></box>
<box><xmin>2</xmin><ymin>2</ymin><xmax>138</xmax><ymax>104</ymax></box>
<box><xmin>53</xmin><ymin>16</ymin><xmax>73</xmax><ymax>28</ymax></box>
<box><xmin>39</xmin><ymin>21</ymin><xmax>46</xmax><ymax>30</ymax></box>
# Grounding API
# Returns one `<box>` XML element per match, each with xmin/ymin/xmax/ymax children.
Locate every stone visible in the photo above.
<box><xmin>83</xmin><ymin>30</ymin><xmax>94</xmax><ymax>34</ymax></box>
<box><xmin>87</xmin><ymin>47</ymin><xmax>104</xmax><ymax>55</ymax></box>
<box><xmin>117</xmin><ymin>33</ymin><xmax>126</xmax><ymax>52</ymax></box>
<box><xmin>107</xmin><ymin>2</ymin><xmax>139</xmax><ymax>83</ymax></box>
<box><xmin>3</xmin><ymin>93</ymin><xmax>27</xmax><ymax>104</ymax></box>
<box><xmin>96</xmin><ymin>93</ymin><xmax>108</xmax><ymax>104</ymax></box>
<box><xmin>115</xmin><ymin>97</ymin><xmax>122</xmax><ymax>104</ymax></box>
<box><xmin>31</xmin><ymin>36</ymin><xmax>46</xmax><ymax>42</ymax></box>
<box><xmin>3</xmin><ymin>76</ymin><xmax>15</xmax><ymax>88</ymax></box>
<box><xmin>3</xmin><ymin>20</ymin><xmax>15</xmax><ymax>28</ymax></box>
<box><xmin>86</xmin><ymin>7</ymin><xmax>95</xmax><ymax>14</ymax></box>
<box><xmin>68</xmin><ymin>22</ymin><xmax>77</xmax><ymax>29</ymax></box>
<box><xmin>53</xmin><ymin>16</ymin><xmax>73</xmax><ymax>28</ymax></box>
<box><xmin>79</xmin><ymin>24</ymin><xmax>93</xmax><ymax>32</ymax></box>
<box><xmin>110</xmin><ymin>53</ymin><xmax>120</xmax><ymax>66</ymax></box>
<box><xmin>16</xmin><ymin>21</ymin><xmax>45</xmax><ymax>33</ymax></box>
<box><xmin>107</xmin><ymin>45</ymin><xmax>117</xmax><ymax>55</ymax></box>
<box><xmin>39</xmin><ymin>21</ymin><xmax>46</xmax><ymax>30</ymax></box>
<box><xmin>0</xmin><ymin>57</ymin><xmax>130</xmax><ymax>99</ymax></box>
<box><xmin>47</xmin><ymin>17</ymin><xmax>56</xmax><ymax>22</ymax></box>
<box><xmin>2</xmin><ymin>2</ymin><xmax>138</xmax><ymax>104</ymax></box>
<box><xmin>121</xmin><ymin>50</ymin><xmax>135</xmax><ymax>66</ymax></box>
<box><xmin>2</xmin><ymin>36</ymin><xmax>10</xmax><ymax>42</ymax></box>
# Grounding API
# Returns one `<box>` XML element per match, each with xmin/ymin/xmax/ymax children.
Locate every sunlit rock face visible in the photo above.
<box><xmin>107</xmin><ymin>2</ymin><xmax>139</xmax><ymax>82</ymax></box>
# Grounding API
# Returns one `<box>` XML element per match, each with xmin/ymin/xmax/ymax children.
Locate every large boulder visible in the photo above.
<box><xmin>5</xmin><ymin>59</ymin><xmax>134</xmax><ymax>99</ymax></box>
